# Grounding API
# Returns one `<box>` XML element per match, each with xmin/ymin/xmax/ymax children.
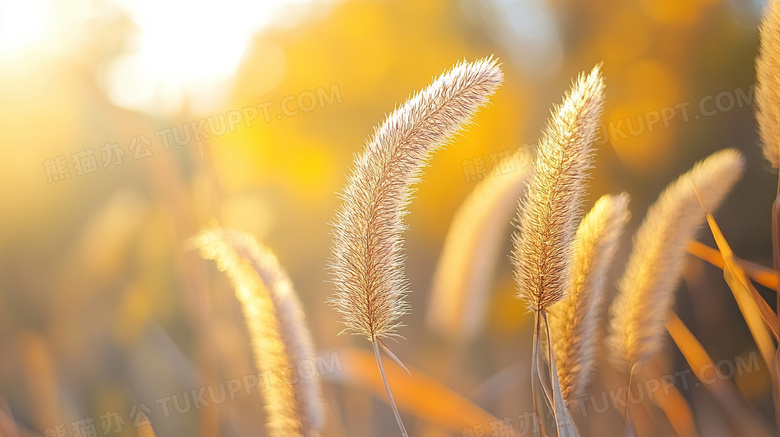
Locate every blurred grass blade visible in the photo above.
<box><xmin>644</xmin><ymin>359</ymin><xmax>698</xmax><ymax>437</ymax></box>
<box><xmin>687</xmin><ymin>240</ymin><xmax>779</xmax><ymax>291</ymax></box>
<box><xmin>137</xmin><ymin>421</ymin><xmax>157</xmax><ymax>437</ymax></box>
<box><xmin>704</xmin><ymin>213</ymin><xmax>779</xmax><ymax>343</ymax></box>
<box><xmin>0</xmin><ymin>396</ymin><xmax>20</xmax><ymax>437</ymax></box>
<box><xmin>328</xmin><ymin>348</ymin><xmax>499</xmax><ymax>434</ymax></box>
<box><xmin>651</xmin><ymin>385</ymin><xmax>697</xmax><ymax>437</ymax></box>
<box><xmin>704</xmin><ymin>211</ymin><xmax>780</xmax><ymax>429</ymax></box>
<box><xmin>666</xmin><ymin>313</ymin><xmax>774</xmax><ymax>437</ymax></box>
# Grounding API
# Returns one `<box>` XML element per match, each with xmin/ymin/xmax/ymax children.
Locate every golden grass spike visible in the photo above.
<box><xmin>757</xmin><ymin>0</ymin><xmax>780</xmax><ymax>168</ymax></box>
<box><xmin>607</xmin><ymin>149</ymin><xmax>745</xmax><ymax>369</ymax></box>
<box><xmin>427</xmin><ymin>151</ymin><xmax>531</xmax><ymax>342</ymax></box>
<box><xmin>511</xmin><ymin>64</ymin><xmax>605</xmax><ymax>312</ymax></box>
<box><xmin>550</xmin><ymin>193</ymin><xmax>630</xmax><ymax>404</ymax></box>
<box><xmin>194</xmin><ymin>227</ymin><xmax>323</xmax><ymax>437</ymax></box>
<box><xmin>328</xmin><ymin>57</ymin><xmax>503</xmax><ymax>341</ymax></box>
<box><xmin>328</xmin><ymin>58</ymin><xmax>503</xmax><ymax>437</ymax></box>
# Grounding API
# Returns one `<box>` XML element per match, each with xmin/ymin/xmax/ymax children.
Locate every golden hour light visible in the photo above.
<box><xmin>1</xmin><ymin>1</ymin><xmax>779</xmax><ymax>436</ymax></box>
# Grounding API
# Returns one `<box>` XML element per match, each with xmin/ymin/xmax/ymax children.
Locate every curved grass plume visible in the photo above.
<box><xmin>512</xmin><ymin>65</ymin><xmax>605</xmax><ymax>312</ymax></box>
<box><xmin>427</xmin><ymin>151</ymin><xmax>530</xmax><ymax>342</ymax></box>
<box><xmin>511</xmin><ymin>64</ymin><xmax>605</xmax><ymax>437</ymax></box>
<box><xmin>550</xmin><ymin>193</ymin><xmax>630</xmax><ymax>404</ymax></box>
<box><xmin>327</xmin><ymin>57</ymin><xmax>503</xmax><ymax>436</ymax></box>
<box><xmin>194</xmin><ymin>227</ymin><xmax>324</xmax><ymax>437</ymax></box>
<box><xmin>607</xmin><ymin>149</ymin><xmax>745</xmax><ymax>369</ymax></box>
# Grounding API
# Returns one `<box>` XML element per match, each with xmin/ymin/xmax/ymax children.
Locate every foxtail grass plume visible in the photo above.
<box><xmin>512</xmin><ymin>65</ymin><xmax>605</xmax><ymax>312</ymax></box>
<box><xmin>757</xmin><ymin>0</ymin><xmax>780</xmax><ymax>168</ymax></box>
<box><xmin>549</xmin><ymin>193</ymin><xmax>630</xmax><ymax>404</ymax></box>
<box><xmin>194</xmin><ymin>227</ymin><xmax>324</xmax><ymax>437</ymax></box>
<box><xmin>328</xmin><ymin>57</ymin><xmax>503</xmax><ymax>437</ymax></box>
<box><xmin>328</xmin><ymin>57</ymin><xmax>504</xmax><ymax>341</ymax></box>
<box><xmin>427</xmin><ymin>151</ymin><xmax>531</xmax><ymax>342</ymax></box>
<box><xmin>607</xmin><ymin>149</ymin><xmax>745</xmax><ymax>369</ymax></box>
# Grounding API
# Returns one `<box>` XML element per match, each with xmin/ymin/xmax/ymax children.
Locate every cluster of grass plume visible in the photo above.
<box><xmin>191</xmin><ymin>5</ymin><xmax>780</xmax><ymax>431</ymax></box>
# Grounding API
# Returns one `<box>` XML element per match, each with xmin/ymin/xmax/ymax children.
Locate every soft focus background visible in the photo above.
<box><xmin>0</xmin><ymin>0</ymin><xmax>777</xmax><ymax>436</ymax></box>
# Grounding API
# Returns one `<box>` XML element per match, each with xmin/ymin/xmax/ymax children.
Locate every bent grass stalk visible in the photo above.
<box><xmin>667</xmin><ymin>312</ymin><xmax>774</xmax><ymax>437</ymax></box>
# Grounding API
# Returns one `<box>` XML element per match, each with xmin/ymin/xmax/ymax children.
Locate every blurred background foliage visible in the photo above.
<box><xmin>0</xmin><ymin>0</ymin><xmax>777</xmax><ymax>435</ymax></box>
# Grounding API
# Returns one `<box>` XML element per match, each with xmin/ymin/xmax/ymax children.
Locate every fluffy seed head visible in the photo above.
<box><xmin>607</xmin><ymin>149</ymin><xmax>745</xmax><ymax>369</ymax></box>
<box><xmin>427</xmin><ymin>150</ymin><xmax>531</xmax><ymax>342</ymax></box>
<box><xmin>328</xmin><ymin>58</ymin><xmax>504</xmax><ymax>340</ymax></box>
<box><xmin>194</xmin><ymin>227</ymin><xmax>324</xmax><ymax>437</ymax></box>
<box><xmin>757</xmin><ymin>0</ymin><xmax>780</xmax><ymax>167</ymax></box>
<box><xmin>512</xmin><ymin>65</ymin><xmax>605</xmax><ymax>312</ymax></box>
<box><xmin>550</xmin><ymin>193</ymin><xmax>630</xmax><ymax>403</ymax></box>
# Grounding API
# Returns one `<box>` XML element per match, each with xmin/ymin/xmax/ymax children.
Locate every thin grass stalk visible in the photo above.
<box><xmin>330</xmin><ymin>348</ymin><xmax>499</xmax><ymax>433</ymax></box>
<box><xmin>623</xmin><ymin>365</ymin><xmax>638</xmax><ymax>437</ymax></box>
<box><xmin>772</xmin><ymin>180</ymin><xmax>780</xmax><ymax>298</ymax></box>
<box><xmin>773</xmin><ymin>179</ymin><xmax>780</xmax><ymax>432</ymax></box>
<box><xmin>531</xmin><ymin>311</ymin><xmax>551</xmax><ymax>437</ymax></box>
<box><xmin>687</xmin><ymin>240</ymin><xmax>779</xmax><ymax>290</ymax></box>
<box><xmin>755</xmin><ymin>0</ymin><xmax>780</xmax><ymax>422</ymax></box>
<box><xmin>699</xmin><ymin>210</ymin><xmax>780</xmax><ymax>430</ymax></box>
<box><xmin>542</xmin><ymin>311</ymin><xmax>579</xmax><ymax>437</ymax></box>
<box><xmin>372</xmin><ymin>335</ymin><xmax>408</xmax><ymax>437</ymax></box>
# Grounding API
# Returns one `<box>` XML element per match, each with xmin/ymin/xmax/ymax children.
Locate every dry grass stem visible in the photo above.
<box><xmin>755</xmin><ymin>1</ymin><xmax>780</xmax><ymax>426</ymax></box>
<box><xmin>667</xmin><ymin>312</ymin><xmax>774</xmax><ymax>437</ymax></box>
<box><xmin>687</xmin><ymin>240</ymin><xmax>779</xmax><ymax>290</ymax></box>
